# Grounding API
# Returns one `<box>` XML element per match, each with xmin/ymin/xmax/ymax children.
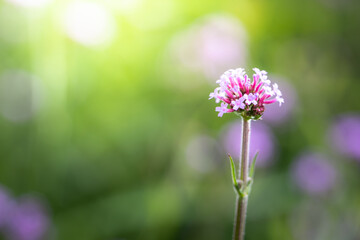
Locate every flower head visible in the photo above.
<box><xmin>209</xmin><ymin>68</ymin><xmax>284</xmax><ymax>119</ymax></box>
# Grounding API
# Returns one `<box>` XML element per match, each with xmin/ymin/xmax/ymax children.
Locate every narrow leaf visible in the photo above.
<box><xmin>228</xmin><ymin>154</ymin><xmax>237</xmax><ymax>187</ymax></box>
<box><xmin>249</xmin><ymin>152</ymin><xmax>259</xmax><ymax>178</ymax></box>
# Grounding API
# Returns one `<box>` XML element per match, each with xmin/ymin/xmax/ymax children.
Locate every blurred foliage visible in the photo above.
<box><xmin>0</xmin><ymin>0</ymin><xmax>360</xmax><ymax>239</ymax></box>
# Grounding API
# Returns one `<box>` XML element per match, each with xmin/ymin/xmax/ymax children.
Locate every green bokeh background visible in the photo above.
<box><xmin>0</xmin><ymin>0</ymin><xmax>359</xmax><ymax>239</ymax></box>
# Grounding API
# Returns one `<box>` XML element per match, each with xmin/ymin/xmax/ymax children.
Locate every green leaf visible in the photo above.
<box><xmin>249</xmin><ymin>152</ymin><xmax>259</xmax><ymax>178</ymax></box>
<box><xmin>228</xmin><ymin>154</ymin><xmax>237</xmax><ymax>187</ymax></box>
<box><xmin>228</xmin><ymin>154</ymin><xmax>244</xmax><ymax>196</ymax></box>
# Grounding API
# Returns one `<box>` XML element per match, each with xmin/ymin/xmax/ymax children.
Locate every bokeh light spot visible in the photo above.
<box><xmin>0</xmin><ymin>70</ymin><xmax>44</xmax><ymax>123</ymax></box>
<box><xmin>62</xmin><ymin>1</ymin><xmax>117</xmax><ymax>47</ymax></box>
<box><xmin>164</xmin><ymin>14</ymin><xmax>248</xmax><ymax>90</ymax></box>
<box><xmin>291</xmin><ymin>151</ymin><xmax>337</xmax><ymax>195</ymax></box>
<box><xmin>185</xmin><ymin>135</ymin><xmax>222</xmax><ymax>173</ymax></box>
<box><xmin>5</xmin><ymin>0</ymin><xmax>53</xmax><ymax>8</ymax></box>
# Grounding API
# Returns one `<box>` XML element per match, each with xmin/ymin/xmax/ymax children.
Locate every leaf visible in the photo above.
<box><xmin>228</xmin><ymin>154</ymin><xmax>244</xmax><ymax>196</ymax></box>
<box><xmin>249</xmin><ymin>152</ymin><xmax>259</xmax><ymax>178</ymax></box>
<box><xmin>228</xmin><ymin>154</ymin><xmax>237</xmax><ymax>187</ymax></box>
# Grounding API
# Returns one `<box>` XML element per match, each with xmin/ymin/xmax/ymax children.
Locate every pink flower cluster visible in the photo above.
<box><xmin>209</xmin><ymin>68</ymin><xmax>284</xmax><ymax>119</ymax></box>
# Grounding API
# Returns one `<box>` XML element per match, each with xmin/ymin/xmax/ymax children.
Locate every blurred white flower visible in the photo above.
<box><xmin>5</xmin><ymin>0</ymin><xmax>53</xmax><ymax>8</ymax></box>
<box><xmin>0</xmin><ymin>70</ymin><xmax>44</xmax><ymax>123</ymax></box>
<box><xmin>185</xmin><ymin>135</ymin><xmax>222</xmax><ymax>173</ymax></box>
<box><xmin>62</xmin><ymin>1</ymin><xmax>117</xmax><ymax>47</ymax></box>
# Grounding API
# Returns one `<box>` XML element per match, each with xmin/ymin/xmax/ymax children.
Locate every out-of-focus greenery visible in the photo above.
<box><xmin>0</xmin><ymin>0</ymin><xmax>359</xmax><ymax>239</ymax></box>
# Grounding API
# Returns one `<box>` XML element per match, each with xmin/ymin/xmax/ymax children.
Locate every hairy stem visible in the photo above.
<box><xmin>233</xmin><ymin>118</ymin><xmax>251</xmax><ymax>240</ymax></box>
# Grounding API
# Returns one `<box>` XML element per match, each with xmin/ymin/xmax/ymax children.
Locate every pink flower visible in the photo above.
<box><xmin>231</xmin><ymin>97</ymin><xmax>246</xmax><ymax>110</ymax></box>
<box><xmin>215</xmin><ymin>102</ymin><xmax>233</xmax><ymax>117</ymax></box>
<box><xmin>209</xmin><ymin>68</ymin><xmax>284</xmax><ymax>119</ymax></box>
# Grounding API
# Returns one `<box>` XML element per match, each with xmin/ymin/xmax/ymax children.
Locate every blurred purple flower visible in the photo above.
<box><xmin>168</xmin><ymin>13</ymin><xmax>248</xmax><ymax>88</ymax></box>
<box><xmin>262</xmin><ymin>77</ymin><xmax>297</xmax><ymax>124</ymax></box>
<box><xmin>222</xmin><ymin>121</ymin><xmax>276</xmax><ymax>167</ymax></box>
<box><xmin>5</xmin><ymin>197</ymin><xmax>50</xmax><ymax>240</ymax></box>
<box><xmin>330</xmin><ymin>114</ymin><xmax>360</xmax><ymax>160</ymax></box>
<box><xmin>0</xmin><ymin>186</ymin><xmax>13</xmax><ymax>228</ymax></box>
<box><xmin>291</xmin><ymin>152</ymin><xmax>336</xmax><ymax>195</ymax></box>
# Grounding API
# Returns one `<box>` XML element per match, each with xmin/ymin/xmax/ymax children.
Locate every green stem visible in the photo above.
<box><xmin>233</xmin><ymin>118</ymin><xmax>251</xmax><ymax>240</ymax></box>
